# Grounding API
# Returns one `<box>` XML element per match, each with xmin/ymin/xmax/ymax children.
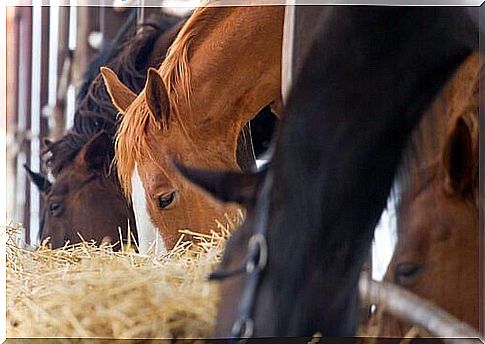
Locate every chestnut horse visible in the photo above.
<box><xmin>29</xmin><ymin>12</ymin><xmax>183</xmax><ymax>249</ymax></box>
<box><xmin>378</xmin><ymin>58</ymin><xmax>481</xmax><ymax>337</ymax></box>
<box><xmin>175</xmin><ymin>7</ymin><xmax>478</xmax><ymax>338</ymax></box>
<box><xmin>102</xmin><ymin>6</ymin><xmax>284</xmax><ymax>251</ymax></box>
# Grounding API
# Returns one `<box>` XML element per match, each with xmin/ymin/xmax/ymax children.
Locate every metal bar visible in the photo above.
<box><xmin>137</xmin><ymin>0</ymin><xmax>145</xmax><ymax>27</ymax></box>
<box><xmin>16</xmin><ymin>7</ymin><xmax>33</xmax><ymax>244</ymax></box>
<box><xmin>65</xmin><ymin>4</ymin><xmax>79</xmax><ymax>129</ymax></box>
<box><xmin>360</xmin><ymin>277</ymin><xmax>483</xmax><ymax>342</ymax></box>
<box><xmin>48</xmin><ymin>6</ymin><xmax>60</xmax><ymax>108</ymax></box>
<box><xmin>30</xmin><ymin>6</ymin><xmax>51</xmax><ymax>244</ymax></box>
<box><xmin>29</xmin><ymin>2</ymin><xmax>43</xmax><ymax>245</ymax></box>
<box><xmin>281</xmin><ymin>0</ymin><xmax>295</xmax><ymax>104</ymax></box>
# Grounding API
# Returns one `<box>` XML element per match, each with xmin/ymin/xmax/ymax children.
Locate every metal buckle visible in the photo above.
<box><xmin>231</xmin><ymin>317</ymin><xmax>254</xmax><ymax>339</ymax></box>
<box><xmin>245</xmin><ymin>233</ymin><xmax>268</xmax><ymax>274</ymax></box>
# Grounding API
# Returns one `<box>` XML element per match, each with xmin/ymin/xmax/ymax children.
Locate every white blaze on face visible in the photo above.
<box><xmin>131</xmin><ymin>164</ymin><xmax>166</xmax><ymax>255</ymax></box>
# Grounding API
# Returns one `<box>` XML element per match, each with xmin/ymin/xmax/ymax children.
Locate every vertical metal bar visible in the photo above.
<box><xmin>68</xmin><ymin>4</ymin><xmax>77</xmax><ymax>51</ymax></box>
<box><xmin>36</xmin><ymin>7</ymin><xmax>51</xmax><ymax>243</ymax></box>
<box><xmin>65</xmin><ymin>4</ymin><xmax>78</xmax><ymax>129</ymax></box>
<box><xmin>281</xmin><ymin>1</ymin><xmax>295</xmax><ymax>104</ymax></box>
<box><xmin>29</xmin><ymin>2</ymin><xmax>42</xmax><ymax>244</ymax></box>
<box><xmin>48</xmin><ymin>6</ymin><xmax>59</xmax><ymax>108</ymax></box>
<box><xmin>137</xmin><ymin>0</ymin><xmax>145</xmax><ymax>27</ymax></box>
<box><xmin>16</xmin><ymin>7</ymin><xmax>33</xmax><ymax>244</ymax></box>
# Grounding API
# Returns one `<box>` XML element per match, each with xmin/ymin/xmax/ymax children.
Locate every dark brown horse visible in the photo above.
<box><xmin>378</xmin><ymin>58</ymin><xmax>481</xmax><ymax>337</ymax></box>
<box><xmin>27</xmin><ymin>12</ymin><xmax>183</xmax><ymax>249</ymax></box>
<box><xmin>175</xmin><ymin>7</ymin><xmax>478</xmax><ymax>338</ymax></box>
<box><xmin>25</xmin><ymin>131</ymin><xmax>136</xmax><ymax>249</ymax></box>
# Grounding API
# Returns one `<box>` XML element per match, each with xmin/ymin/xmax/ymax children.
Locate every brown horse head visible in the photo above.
<box><xmin>379</xmin><ymin>102</ymin><xmax>479</xmax><ymax>335</ymax></box>
<box><xmin>27</xmin><ymin>131</ymin><xmax>137</xmax><ymax>249</ymax></box>
<box><xmin>101</xmin><ymin>6</ymin><xmax>283</xmax><ymax>252</ymax></box>
<box><xmin>102</xmin><ymin>67</ymin><xmax>241</xmax><ymax>252</ymax></box>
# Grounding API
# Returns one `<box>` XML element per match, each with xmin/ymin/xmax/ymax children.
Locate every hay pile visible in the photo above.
<box><xmin>7</xmin><ymin>213</ymin><xmax>242</xmax><ymax>339</ymax></box>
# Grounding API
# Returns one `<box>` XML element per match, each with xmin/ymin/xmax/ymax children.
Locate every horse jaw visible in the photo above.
<box><xmin>131</xmin><ymin>164</ymin><xmax>165</xmax><ymax>255</ymax></box>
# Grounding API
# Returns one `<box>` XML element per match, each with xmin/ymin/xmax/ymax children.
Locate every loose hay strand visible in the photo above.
<box><xmin>6</xmin><ymin>216</ymin><xmax>241</xmax><ymax>339</ymax></box>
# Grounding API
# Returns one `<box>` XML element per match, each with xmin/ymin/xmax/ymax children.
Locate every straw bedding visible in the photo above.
<box><xmin>6</xmin><ymin>213</ymin><xmax>242</xmax><ymax>340</ymax></box>
<box><xmin>6</xmin><ymin>212</ymin><xmax>424</xmax><ymax>342</ymax></box>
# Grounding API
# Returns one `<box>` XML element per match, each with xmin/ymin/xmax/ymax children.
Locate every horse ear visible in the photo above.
<box><xmin>100</xmin><ymin>67</ymin><xmax>137</xmax><ymax>114</ymax></box>
<box><xmin>23</xmin><ymin>164</ymin><xmax>51</xmax><ymax>193</ymax></box>
<box><xmin>145</xmin><ymin>68</ymin><xmax>170</xmax><ymax>127</ymax></box>
<box><xmin>173</xmin><ymin>160</ymin><xmax>265</xmax><ymax>205</ymax></box>
<box><xmin>442</xmin><ymin>116</ymin><xmax>476</xmax><ymax>196</ymax></box>
<box><xmin>78</xmin><ymin>131</ymin><xmax>111</xmax><ymax>172</ymax></box>
<box><xmin>42</xmin><ymin>138</ymin><xmax>53</xmax><ymax>149</ymax></box>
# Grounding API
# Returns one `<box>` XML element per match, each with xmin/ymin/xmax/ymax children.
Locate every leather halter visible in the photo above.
<box><xmin>210</xmin><ymin>171</ymin><xmax>273</xmax><ymax>341</ymax></box>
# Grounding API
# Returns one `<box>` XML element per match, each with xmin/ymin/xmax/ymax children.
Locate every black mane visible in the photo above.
<box><xmin>44</xmin><ymin>12</ymin><xmax>181</xmax><ymax>175</ymax></box>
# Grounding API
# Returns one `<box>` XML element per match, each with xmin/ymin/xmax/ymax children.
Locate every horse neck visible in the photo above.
<box><xmin>165</xmin><ymin>6</ymin><xmax>284</xmax><ymax>134</ymax></box>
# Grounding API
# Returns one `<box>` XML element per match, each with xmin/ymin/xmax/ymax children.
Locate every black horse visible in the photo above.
<box><xmin>176</xmin><ymin>6</ymin><xmax>478</xmax><ymax>339</ymax></box>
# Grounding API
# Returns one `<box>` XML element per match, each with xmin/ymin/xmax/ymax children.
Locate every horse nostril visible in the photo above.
<box><xmin>394</xmin><ymin>262</ymin><xmax>422</xmax><ymax>285</ymax></box>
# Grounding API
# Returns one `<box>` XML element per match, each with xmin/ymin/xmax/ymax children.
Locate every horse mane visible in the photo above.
<box><xmin>115</xmin><ymin>4</ymin><xmax>218</xmax><ymax>197</ymax></box>
<box><xmin>158</xmin><ymin>5</ymin><xmax>214</xmax><ymax>116</ymax></box>
<box><xmin>44</xmin><ymin>12</ymin><xmax>179</xmax><ymax>175</ymax></box>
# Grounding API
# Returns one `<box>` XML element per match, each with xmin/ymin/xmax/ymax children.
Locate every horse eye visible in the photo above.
<box><xmin>157</xmin><ymin>191</ymin><xmax>177</xmax><ymax>210</ymax></box>
<box><xmin>49</xmin><ymin>202</ymin><xmax>63</xmax><ymax>217</ymax></box>
<box><xmin>394</xmin><ymin>262</ymin><xmax>422</xmax><ymax>285</ymax></box>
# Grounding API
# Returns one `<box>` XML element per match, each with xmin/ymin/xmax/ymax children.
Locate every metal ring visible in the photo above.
<box><xmin>245</xmin><ymin>233</ymin><xmax>268</xmax><ymax>273</ymax></box>
<box><xmin>231</xmin><ymin>317</ymin><xmax>254</xmax><ymax>339</ymax></box>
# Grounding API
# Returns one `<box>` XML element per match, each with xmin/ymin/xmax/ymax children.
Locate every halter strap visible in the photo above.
<box><xmin>229</xmin><ymin>171</ymin><xmax>273</xmax><ymax>341</ymax></box>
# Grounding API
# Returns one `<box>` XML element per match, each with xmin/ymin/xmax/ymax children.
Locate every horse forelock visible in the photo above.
<box><xmin>114</xmin><ymin>96</ymin><xmax>154</xmax><ymax>199</ymax></box>
<box><xmin>115</xmin><ymin>5</ymin><xmax>225</xmax><ymax>196</ymax></box>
